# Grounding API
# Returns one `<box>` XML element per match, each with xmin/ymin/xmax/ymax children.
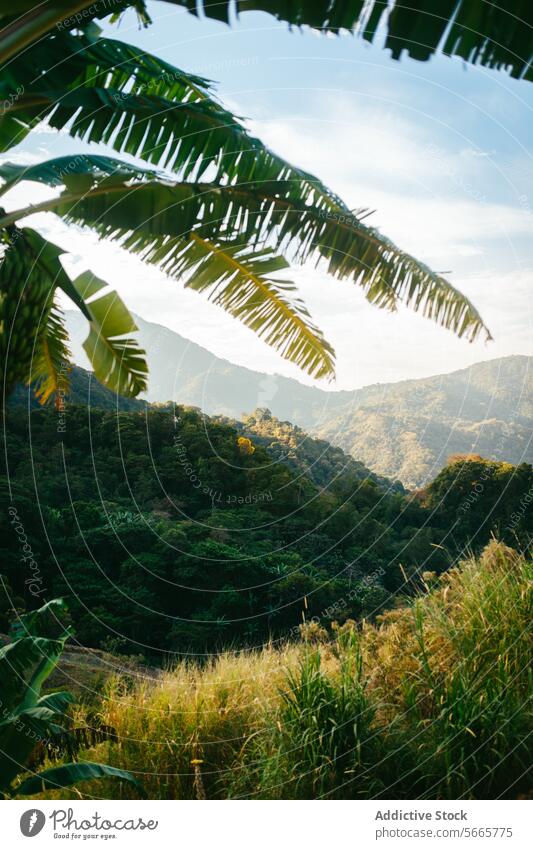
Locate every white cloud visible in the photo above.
<box><xmin>250</xmin><ymin>98</ymin><xmax>532</xmax><ymax>270</ymax></box>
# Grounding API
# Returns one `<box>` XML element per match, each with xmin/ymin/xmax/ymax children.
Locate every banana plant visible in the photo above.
<box><xmin>1</xmin><ymin>2</ymin><xmax>531</xmax><ymax>80</ymax></box>
<box><xmin>0</xmin><ymin>598</ymin><xmax>143</xmax><ymax>798</ymax></box>
<box><xmin>0</xmin><ymin>8</ymin><xmax>492</xmax><ymax>404</ymax></box>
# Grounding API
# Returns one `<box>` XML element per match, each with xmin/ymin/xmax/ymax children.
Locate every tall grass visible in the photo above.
<box><xmin>235</xmin><ymin>630</ymin><xmax>385</xmax><ymax>799</ymax></box>
<box><xmin>54</xmin><ymin>542</ymin><xmax>532</xmax><ymax>799</ymax></box>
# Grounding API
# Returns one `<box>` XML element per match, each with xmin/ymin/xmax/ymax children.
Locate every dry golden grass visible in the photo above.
<box><xmin>45</xmin><ymin>542</ymin><xmax>532</xmax><ymax>800</ymax></box>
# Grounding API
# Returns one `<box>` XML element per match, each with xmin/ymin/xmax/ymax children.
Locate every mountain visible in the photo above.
<box><xmin>65</xmin><ymin>312</ymin><xmax>533</xmax><ymax>487</ymax></box>
<box><xmin>11</xmin><ymin>363</ymin><xmax>398</xmax><ymax>495</ymax></box>
<box><xmin>1</xmin><ymin>402</ymin><xmax>447</xmax><ymax>655</ymax></box>
<box><xmin>65</xmin><ymin>310</ymin><xmax>341</xmax><ymax>425</ymax></box>
<box><xmin>314</xmin><ymin>357</ymin><xmax>533</xmax><ymax>488</ymax></box>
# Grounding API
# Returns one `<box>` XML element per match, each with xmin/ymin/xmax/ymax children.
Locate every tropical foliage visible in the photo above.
<box><xmin>0</xmin><ymin>598</ymin><xmax>141</xmax><ymax>798</ymax></box>
<box><xmin>0</xmin><ymin>3</ymin><xmax>490</xmax><ymax>403</ymax></box>
<box><xmin>422</xmin><ymin>454</ymin><xmax>533</xmax><ymax>549</ymax></box>
<box><xmin>1</xmin><ymin>402</ymin><xmax>445</xmax><ymax>654</ymax></box>
<box><xmin>49</xmin><ymin>542</ymin><xmax>533</xmax><ymax>800</ymax></box>
<box><xmin>223</xmin><ymin>407</ymin><xmax>404</xmax><ymax>491</ymax></box>
<box><xmin>2</xmin><ymin>2</ymin><xmax>531</xmax><ymax>80</ymax></box>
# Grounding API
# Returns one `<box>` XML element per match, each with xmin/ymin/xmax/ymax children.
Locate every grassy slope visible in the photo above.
<box><xmin>42</xmin><ymin>542</ymin><xmax>531</xmax><ymax>800</ymax></box>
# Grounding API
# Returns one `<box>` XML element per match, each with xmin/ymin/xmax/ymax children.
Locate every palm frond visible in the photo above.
<box><xmin>30</xmin><ymin>300</ymin><xmax>71</xmax><ymax>406</ymax></box>
<box><xmin>0</xmin><ymin>87</ymin><xmax>267</xmax><ymax>182</ymax></box>
<box><xmin>72</xmin><ymin>270</ymin><xmax>148</xmax><ymax>397</ymax></box>
<box><xmin>171</xmin><ymin>0</ymin><xmax>533</xmax><ymax>80</ymax></box>
<box><xmin>2</xmin><ymin>31</ymin><xmax>213</xmax><ymax>115</ymax></box>
<box><xmin>39</xmin><ymin>173</ymin><xmax>490</xmax><ymax>344</ymax></box>
<box><xmin>34</xmin><ymin>691</ymin><xmax>75</xmax><ymax>715</ymax></box>
<box><xmin>2</xmin><ymin>1</ymin><xmax>532</xmax><ymax>92</ymax></box>
<box><xmin>1</xmin><ymin>32</ymin><xmax>349</xmax><ymax>213</ymax></box>
<box><xmin>0</xmin><ymin>225</ymin><xmax>147</xmax><ymax>399</ymax></box>
<box><xmin>0</xmin><ymin>155</ymin><xmax>151</xmax><ymax>190</ymax></box>
<box><xmin>0</xmin><ymin>1</ymin><xmax>148</xmax><ymax>26</ymax></box>
<box><xmin>154</xmin><ymin>233</ymin><xmax>335</xmax><ymax>379</ymax></box>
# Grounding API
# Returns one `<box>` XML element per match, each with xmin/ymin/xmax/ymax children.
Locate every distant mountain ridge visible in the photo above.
<box><xmin>65</xmin><ymin>312</ymin><xmax>533</xmax><ymax>487</ymax></box>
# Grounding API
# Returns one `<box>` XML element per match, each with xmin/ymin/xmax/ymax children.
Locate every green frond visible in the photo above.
<box><xmin>0</xmin><ymin>637</ymin><xmax>66</xmax><ymax>713</ymax></box>
<box><xmin>72</xmin><ymin>270</ymin><xmax>148</xmax><ymax>397</ymax></box>
<box><xmin>30</xmin><ymin>300</ymin><xmax>71</xmax><ymax>406</ymax></box>
<box><xmin>14</xmin><ymin>761</ymin><xmax>144</xmax><ymax>797</ymax></box>
<box><xmin>0</xmin><ymin>1</ymin><xmax>148</xmax><ymax>26</ymax></box>
<box><xmin>5</xmin><ymin>0</ymin><xmax>533</xmax><ymax>85</ymax></box>
<box><xmin>0</xmin><ymin>227</ymin><xmax>56</xmax><ymax>396</ymax></box>
<box><xmin>0</xmin><ymin>155</ymin><xmax>151</xmax><ymax>190</ymax></box>
<box><xmin>34</xmin><ymin>691</ymin><xmax>75</xmax><ymax>716</ymax></box>
<box><xmin>169</xmin><ymin>0</ymin><xmax>533</xmax><ymax>81</ymax></box>
<box><xmin>2</xmin><ymin>31</ymin><xmax>213</xmax><ymax>121</ymax></box>
<box><xmin>39</xmin><ymin>173</ymin><xmax>490</xmax><ymax>344</ymax></box>
<box><xmin>156</xmin><ymin>233</ymin><xmax>335</xmax><ymax>380</ymax></box>
<box><xmin>0</xmin><ymin>225</ymin><xmax>147</xmax><ymax>400</ymax></box>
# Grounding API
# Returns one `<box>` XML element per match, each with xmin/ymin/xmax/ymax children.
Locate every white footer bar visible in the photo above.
<box><xmin>3</xmin><ymin>799</ymin><xmax>531</xmax><ymax>848</ymax></box>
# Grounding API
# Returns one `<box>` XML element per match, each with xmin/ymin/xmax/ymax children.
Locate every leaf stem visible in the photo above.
<box><xmin>0</xmin><ymin>2</ymin><xmax>93</xmax><ymax>66</ymax></box>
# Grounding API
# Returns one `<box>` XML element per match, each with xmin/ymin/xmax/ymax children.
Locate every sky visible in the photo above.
<box><xmin>4</xmin><ymin>0</ymin><xmax>533</xmax><ymax>390</ymax></box>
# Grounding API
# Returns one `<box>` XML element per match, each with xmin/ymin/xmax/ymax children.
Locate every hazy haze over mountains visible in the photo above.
<box><xmin>65</xmin><ymin>312</ymin><xmax>533</xmax><ymax>488</ymax></box>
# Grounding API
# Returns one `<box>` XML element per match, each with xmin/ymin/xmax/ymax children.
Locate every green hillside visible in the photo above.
<box><xmin>218</xmin><ymin>408</ymin><xmax>405</xmax><ymax>493</ymax></box>
<box><xmin>65</xmin><ymin>312</ymin><xmax>533</xmax><ymax>487</ymax></box>
<box><xmin>3</xmin><ymin>400</ymin><xmax>531</xmax><ymax>660</ymax></box>
<box><xmin>315</xmin><ymin>356</ymin><xmax>533</xmax><ymax>488</ymax></box>
<box><xmin>0</xmin><ymin>402</ymin><xmax>443</xmax><ymax>659</ymax></box>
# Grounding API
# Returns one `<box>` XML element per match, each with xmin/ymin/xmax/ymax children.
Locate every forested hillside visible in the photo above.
<box><xmin>216</xmin><ymin>408</ymin><xmax>405</xmax><ymax>493</ymax></box>
<box><xmin>1</xmin><ymin>405</ymin><xmax>441</xmax><ymax>658</ymax></box>
<box><xmin>66</xmin><ymin>313</ymin><xmax>533</xmax><ymax>487</ymax></box>
<box><xmin>315</xmin><ymin>357</ymin><xmax>533</xmax><ymax>487</ymax></box>
<box><xmin>3</xmin><ymin>402</ymin><xmax>531</xmax><ymax>661</ymax></box>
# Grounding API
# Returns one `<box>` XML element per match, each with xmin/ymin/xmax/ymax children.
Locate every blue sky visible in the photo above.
<box><xmin>5</xmin><ymin>1</ymin><xmax>533</xmax><ymax>388</ymax></box>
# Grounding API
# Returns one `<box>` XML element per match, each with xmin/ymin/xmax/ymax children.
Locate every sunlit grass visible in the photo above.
<box><xmin>51</xmin><ymin>542</ymin><xmax>532</xmax><ymax>800</ymax></box>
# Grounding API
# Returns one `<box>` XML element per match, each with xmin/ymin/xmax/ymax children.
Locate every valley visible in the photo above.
<box><xmin>65</xmin><ymin>312</ymin><xmax>533</xmax><ymax>488</ymax></box>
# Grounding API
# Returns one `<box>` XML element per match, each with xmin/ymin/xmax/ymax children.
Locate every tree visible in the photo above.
<box><xmin>0</xmin><ymin>2</ymin><xmax>491</xmax><ymax>404</ymax></box>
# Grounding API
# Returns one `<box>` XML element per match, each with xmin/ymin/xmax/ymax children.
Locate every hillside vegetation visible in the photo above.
<box><xmin>66</xmin><ymin>312</ymin><xmax>533</xmax><ymax>487</ymax></box>
<box><xmin>217</xmin><ymin>408</ymin><xmax>404</xmax><ymax>492</ymax></box>
<box><xmin>3</xmin><ymin>404</ymin><xmax>531</xmax><ymax>659</ymax></box>
<box><xmin>1</xmin><ymin>404</ymin><xmax>443</xmax><ymax>658</ymax></box>
<box><xmin>38</xmin><ymin>543</ymin><xmax>532</xmax><ymax>800</ymax></box>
